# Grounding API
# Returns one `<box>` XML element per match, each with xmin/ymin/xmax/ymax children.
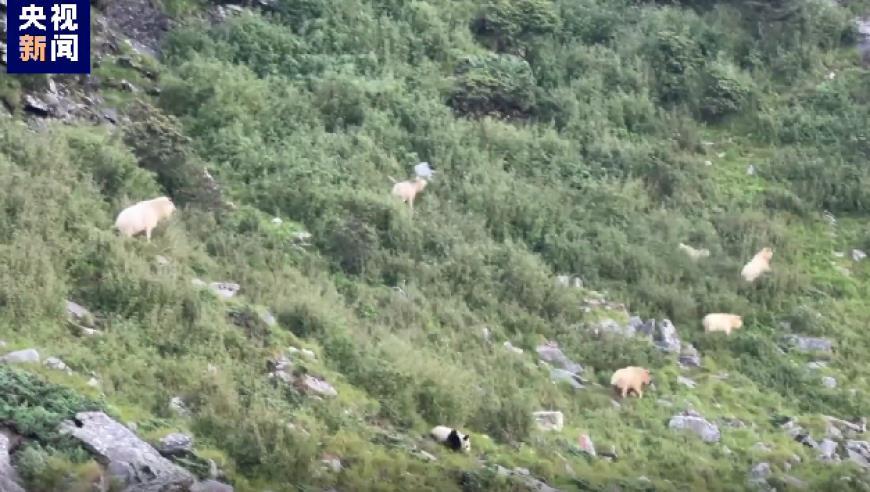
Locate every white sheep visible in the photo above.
<box><xmin>702</xmin><ymin>313</ymin><xmax>743</xmax><ymax>336</ymax></box>
<box><xmin>390</xmin><ymin>176</ymin><xmax>428</xmax><ymax>211</ymax></box>
<box><xmin>741</xmin><ymin>247</ymin><xmax>773</xmax><ymax>282</ymax></box>
<box><xmin>114</xmin><ymin>196</ymin><xmax>176</xmax><ymax>242</ymax></box>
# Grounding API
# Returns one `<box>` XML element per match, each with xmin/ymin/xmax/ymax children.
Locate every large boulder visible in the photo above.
<box><xmin>669</xmin><ymin>413</ymin><xmax>721</xmax><ymax>443</ymax></box>
<box><xmin>654</xmin><ymin>319</ymin><xmax>681</xmax><ymax>353</ymax></box>
<box><xmin>784</xmin><ymin>335</ymin><xmax>833</xmax><ymax>354</ymax></box>
<box><xmin>536</xmin><ymin>343</ymin><xmax>583</xmax><ymax>374</ymax></box>
<box><xmin>845</xmin><ymin>441</ymin><xmax>870</xmax><ymax>468</ymax></box>
<box><xmin>532</xmin><ymin>411</ymin><xmax>564</xmax><ymax>432</ymax></box>
<box><xmin>0</xmin><ymin>348</ymin><xmax>40</xmax><ymax>365</ymax></box>
<box><xmin>0</xmin><ymin>431</ymin><xmax>25</xmax><ymax>492</ymax></box>
<box><xmin>156</xmin><ymin>433</ymin><xmax>193</xmax><ymax>457</ymax></box>
<box><xmin>60</xmin><ymin>412</ymin><xmax>195</xmax><ymax>492</ymax></box>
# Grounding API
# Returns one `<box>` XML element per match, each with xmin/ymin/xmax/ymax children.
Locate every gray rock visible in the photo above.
<box><xmin>23</xmin><ymin>94</ymin><xmax>50</xmax><ymax>116</ymax></box>
<box><xmin>781</xmin><ymin>420</ymin><xmax>818</xmax><ymax>449</ymax></box>
<box><xmin>806</xmin><ymin>361</ymin><xmax>827</xmax><ymax>370</ymax></box>
<box><xmin>320</xmin><ymin>456</ymin><xmax>342</xmax><ymax>473</ymax></box>
<box><xmin>825</xmin><ymin>416</ymin><xmax>866</xmax><ymax>436</ymax></box>
<box><xmin>481</xmin><ymin>327</ymin><xmax>491</xmax><ymax>341</ymax></box>
<box><xmin>44</xmin><ymin>356</ymin><xmax>72</xmax><ymax>374</ymax></box>
<box><xmin>208</xmin><ymin>282</ymin><xmax>240</xmax><ymax>299</ymax></box>
<box><xmin>845</xmin><ymin>441</ymin><xmax>870</xmax><ymax>468</ymax></box>
<box><xmin>668</xmin><ymin>415</ymin><xmax>721</xmax><ymax>443</ymax></box>
<box><xmin>536</xmin><ymin>343</ymin><xmax>583</xmax><ymax>374</ymax></box>
<box><xmin>655</xmin><ymin>319</ymin><xmax>681</xmax><ymax>353</ymax></box>
<box><xmin>532</xmin><ymin>411</ymin><xmax>564</xmax><ymax>432</ymax></box>
<box><xmin>677</xmin><ymin>376</ymin><xmax>696</xmax><ymax>389</ymax></box>
<box><xmin>746</xmin><ymin>164</ymin><xmax>756</xmax><ymax>176</ymax></box>
<box><xmin>591</xmin><ymin>318</ymin><xmax>635</xmax><ymax>337</ymax></box>
<box><xmin>66</xmin><ymin>300</ymin><xmax>92</xmax><ymax>322</ymax></box>
<box><xmin>156</xmin><ymin>433</ymin><xmax>193</xmax><ymax>456</ymax></box>
<box><xmin>494</xmin><ymin>465</ymin><xmax>562</xmax><ymax>492</ymax></box>
<box><xmin>60</xmin><ymin>412</ymin><xmax>195</xmax><ymax>491</ymax></box>
<box><xmin>784</xmin><ymin>335</ymin><xmax>833</xmax><ymax>353</ymax></box>
<box><xmin>87</xmin><ymin>377</ymin><xmax>101</xmax><ymax>388</ymax></box>
<box><xmin>852</xmin><ymin>249</ymin><xmax>867</xmax><ymax>262</ymax></box>
<box><xmin>0</xmin><ymin>431</ymin><xmax>25</xmax><ymax>492</ymax></box>
<box><xmin>822</xmin><ymin>376</ymin><xmax>837</xmax><ymax>389</ymax></box>
<box><xmin>679</xmin><ymin>343</ymin><xmax>702</xmax><ymax>367</ymax></box>
<box><xmin>414</xmin><ymin>161</ymin><xmax>435</xmax><ymax>179</ymax></box>
<box><xmin>169</xmin><ymin>397</ymin><xmax>191</xmax><ymax>417</ymax></box>
<box><xmin>749</xmin><ymin>462</ymin><xmax>771</xmax><ymax>481</ymax></box>
<box><xmin>549</xmin><ymin>368</ymin><xmax>585</xmax><ymax>390</ymax></box>
<box><xmin>0</xmin><ymin>348</ymin><xmax>40</xmax><ymax>364</ymax></box>
<box><xmin>301</xmin><ymin>375</ymin><xmax>337</xmax><ymax>397</ymax></box>
<box><xmin>555</xmin><ymin>275</ymin><xmax>570</xmax><ymax>287</ymax></box>
<box><xmin>292</xmin><ymin>231</ymin><xmax>313</xmax><ymax>244</ymax></box>
<box><xmin>818</xmin><ymin>439</ymin><xmax>839</xmax><ymax>461</ymax></box>
<box><xmin>577</xmin><ymin>433</ymin><xmax>596</xmax><ymax>457</ymax></box>
<box><xmin>154</xmin><ymin>255</ymin><xmax>171</xmax><ymax>266</ymax></box>
<box><xmin>191</xmin><ymin>480</ymin><xmax>234</xmax><ymax>492</ymax></box>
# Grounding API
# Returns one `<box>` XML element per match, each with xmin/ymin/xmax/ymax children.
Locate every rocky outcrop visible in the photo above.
<box><xmin>784</xmin><ymin>335</ymin><xmax>833</xmax><ymax>353</ymax></box>
<box><xmin>0</xmin><ymin>348</ymin><xmax>40</xmax><ymax>364</ymax></box>
<box><xmin>0</xmin><ymin>431</ymin><xmax>25</xmax><ymax>492</ymax></box>
<box><xmin>60</xmin><ymin>412</ymin><xmax>195</xmax><ymax>491</ymax></box>
<box><xmin>669</xmin><ymin>411</ymin><xmax>721</xmax><ymax>443</ymax></box>
<box><xmin>536</xmin><ymin>342</ymin><xmax>583</xmax><ymax>374</ymax></box>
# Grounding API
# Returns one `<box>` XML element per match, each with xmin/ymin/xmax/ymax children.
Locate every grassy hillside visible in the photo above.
<box><xmin>1</xmin><ymin>0</ymin><xmax>870</xmax><ymax>490</ymax></box>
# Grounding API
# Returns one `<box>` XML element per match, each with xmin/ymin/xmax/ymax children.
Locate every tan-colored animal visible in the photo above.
<box><xmin>390</xmin><ymin>176</ymin><xmax>428</xmax><ymax>211</ymax></box>
<box><xmin>610</xmin><ymin>366</ymin><xmax>652</xmax><ymax>399</ymax></box>
<box><xmin>679</xmin><ymin>242</ymin><xmax>710</xmax><ymax>260</ymax></box>
<box><xmin>741</xmin><ymin>247</ymin><xmax>773</xmax><ymax>282</ymax></box>
<box><xmin>114</xmin><ymin>196</ymin><xmax>176</xmax><ymax>241</ymax></box>
<box><xmin>703</xmin><ymin>313</ymin><xmax>743</xmax><ymax>335</ymax></box>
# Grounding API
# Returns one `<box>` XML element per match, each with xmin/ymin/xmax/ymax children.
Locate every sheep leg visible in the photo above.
<box><xmin>145</xmin><ymin>227</ymin><xmax>152</xmax><ymax>242</ymax></box>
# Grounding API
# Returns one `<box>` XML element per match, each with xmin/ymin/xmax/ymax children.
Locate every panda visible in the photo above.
<box><xmin>430</xmin><ymin>425</ymin><xmax>471</xmax><ymax>453</ymax></box>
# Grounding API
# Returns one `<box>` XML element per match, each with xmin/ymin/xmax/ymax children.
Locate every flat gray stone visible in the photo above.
<box><xmin>0</xmin><ymin>348</ymin><xmax>40</xmax><ymax>364</ymax></box>
<box><xmin>669</xmin><ymin>415</ymin><xmax>721</xmax><ymax>443</ymax></box>
<box><xmin>0</xmin><ymin>431</ymin><xmax>24</xmax><ymax>492</ymax></box>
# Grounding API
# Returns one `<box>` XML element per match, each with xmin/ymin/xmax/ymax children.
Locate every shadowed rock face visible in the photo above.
<box><xmin>60</xmin><ymin>412</ymin><xmax>195</xmax><ymax>492</ymax></box>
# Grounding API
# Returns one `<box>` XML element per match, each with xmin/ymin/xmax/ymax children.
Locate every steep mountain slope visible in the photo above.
<box><xmin>1</xmin><ymin>0</ymin><xmax>870</xmax><ymax>491</ymax></box>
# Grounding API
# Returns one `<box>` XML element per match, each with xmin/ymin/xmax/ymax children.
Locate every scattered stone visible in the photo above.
<box><xmin>704</xmin><ymin>160</ymin><xmax>713</xmax><ymax>166</ymax></box>
<box><xmin>746</xmin><ymin>164</ymin><xmax>756</xmax><ymax>176</ymax></box>
<box><xmin>44</xmin><ymin>356</ymin><xmax>73</xmax><ymax>375</ymax></box>
<box><xmin>677</xmin><ymin>376</ymin><xmax>696</xmax><ymax>389</ymax></box>
<box><xmin>87</xmin><ymin>377</ymin><xmax>100</xmax><ymax>388</ymax></box>
<box><xmin>784</xmin><ymin>335</ymin><xmax>833</xmax><ymax>354</ymax></box>
<box><xmin>822</xmin><ymin>376</ymin><xmax>837</xmax><ymax>389</ymax></box>
<box><xmin>481</xmin><ymin>327</ymin><xmax>491</xmax><ymax>341</ymax></box>
<box><xmin>669</xmin><ymin>413</ymin><xmax>721</xmax><ymax>443</ymax></box>
<box><xmin>852</xmin><ymin>249</ymin><xmax>867</xmax><ymax>262</ymax></box>
<box><xmin>578</xmin><ymin>433</ymin><xmax>596</xmax><ymax>457</ymax></box>
<box><xmin>66</xmin><ymin>300</ymin><xmax>92</xmax><ymax>323</ymax></box>
<box><xmin>23</xmin><ymin>94</ymin><xmax>50</xmax><ymax>116</ymax></box>
<box><xmin>824</xmin><ymin>416</ymin><xmax>866</xmax><ymax>436</ymax></box>
<box><xmin>533</xmin><ymin>411</ymin><xmax>564</xmax><ymax>432</ymax></box>
<box><xmin>536</xmin><ymin>342</ymin><xmax>583</xmax><ymax>374</ymax></box>
<box><xmin>60</xmin><ymin>412</ymin><xmax>195</xmax><ymax>490</ymax></box>
<box><xmin>806</xmin><ymin>361</ymin><xmax>827</xmax><ymax>370</ymax></box>
<box><xmin>655</xmin><ymin>319</ymin><xmax>681</xmax><ymax>353</ymax></box>
<box><xmin>679</xmin><ymin>343</ymin><xmax>702</xmax><ymax>368</ymax></box>
<box><xmin>416</xmin><ymin>450</ymin><xmax>437</xmax><ymax>462</ymax></box>
<box><xmin>292</xmin><ymin>231</ymin><xmax>313</xmax><ymax>244</ymax></box>
<box><xmin>156</xmin><ymin>433</ymin><xmax>193</xmax><ymax>457</ymax></box>
<box><xmin>549</xmin><ymin>368</ymin><xmax>585</xmax><ymax>390</ymax></box>
<box><xmin>818</xmin><ymin>439</ymin><xmax>839</xmax><ymax>461</ymax></box>
<box><xmin>191</xmin><ymin>480</ymin><xmax>234</xmax><ymax>492</ymax></box>
<box><xmin>845</xmin><ymin>441</ymin><xmax>870</xmax><ymax>468</ymax></box>
<box><xmin>208</xmin><ymin>282</ymin><xmax>240</xmax><ymax>299</ymax></box>
<box><xmin>494</xmin><ymin>465</ymin><xmax>562</xmax><ymax>492</ymax></box>
<box><xmin>503</xmin><ymin>341</ymin><xmax>524</xmax><ymax>355</ymax></box>
<box><xmin>169</xmin><ymin>397</ymin><xmax>191</xmax><ymax>418</ymax></box>
<box><xmin>591</xmin><ymin>318</ymin><xmax>635</xmax><ymax>338</ymax></box>
<box><xmin>555</xmin><ymin>275</ymin><xmax>582</xmax><ymax>288</ymax></box>
<box><xmin>833</xmin><ymin>251</ymin><xmax>845</xmax><ymax>258</ymax></box>
<box><xmin>300</xmin><ymin>375</ymin><xmax>337</xmax><ymax>398</ymax></box>
<box><xmin>0</xmin><ymin>431</ymin><xmax>25</xmax><ymax>492</ymax></box>
<box><xmin>154</xmin><ymin>255</ymin><xmax>171</xmax><ymax>266</ymax></box>
<box><xmin>749</xmin><ymin>462</ymin><xmax>771</xmax><ymax>482</ymax></box>
<box><xmin>823</xmin><ymin>210</ymin><xmax>837</xmax><ymax>226</ymax></box>
<box><xmin>781</xmin><ymin>420</ymin><xmax>818</xmax><ymax>449</ymax></box>
<box><xmin>0</xmin><ymin>348</ymin><xmax>40</xmax><ymax>365</ymax></box>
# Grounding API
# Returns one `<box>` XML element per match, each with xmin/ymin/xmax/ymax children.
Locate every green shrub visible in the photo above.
<box><xmin>471</xmin><ymin>0</ymin><xmax>560</xmax><ymax>53</ymax></box>
<box><xmin>449</xmin><ymin>53</ymin><xmax>536</xmax><ymax>118</ymax></box>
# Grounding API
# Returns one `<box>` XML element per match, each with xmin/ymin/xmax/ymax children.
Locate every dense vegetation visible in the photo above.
<box><xmin>1</xmin><ymin>0</ymin><xmax>869</xmax><ymax>490</ymax></box>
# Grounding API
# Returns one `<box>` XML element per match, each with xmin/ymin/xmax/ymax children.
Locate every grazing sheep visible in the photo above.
<box><xmin>679</xmin><ymin>243</ymin><xmax>710</xmax><ymax>260</ymax></box>
<box><xmin>741</xmin><ymin>247</ymin><xmax>773</xmax><ymax>282</ymax></box>
<box><xmin>430</xmin><ymin>425</ymin><xmax>471</xmax><ymax>453</ymax></box>
<box><xmin>610</xmin><ymin>366</ymin><xmax>652</xmax><ymax>399</ymax></box>
<box><xmin>390</xmin><ymin>176</ymin><xmax>428</xmax><ymax>211</ymax></box>
<box><xmin>703</xmin><ymin>313</ymin><xmax>743</xmax><ymax>336</ymax></box>
<box><xmin>114</xmin><ymin>196</ymin><xmax>176</xmax><ymax>242</ymax></box>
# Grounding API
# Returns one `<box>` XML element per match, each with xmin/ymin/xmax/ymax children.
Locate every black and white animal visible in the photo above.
<box><xmin>430</xmin><ymin>425</ymin><xmax>471</xmax><ymax>452</ymax></box>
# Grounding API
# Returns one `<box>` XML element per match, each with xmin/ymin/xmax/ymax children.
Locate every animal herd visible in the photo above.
<box><xmin>112</xmin><ymin>171</ymin><xmax>774</xmax><ymax>454</ymax></box>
